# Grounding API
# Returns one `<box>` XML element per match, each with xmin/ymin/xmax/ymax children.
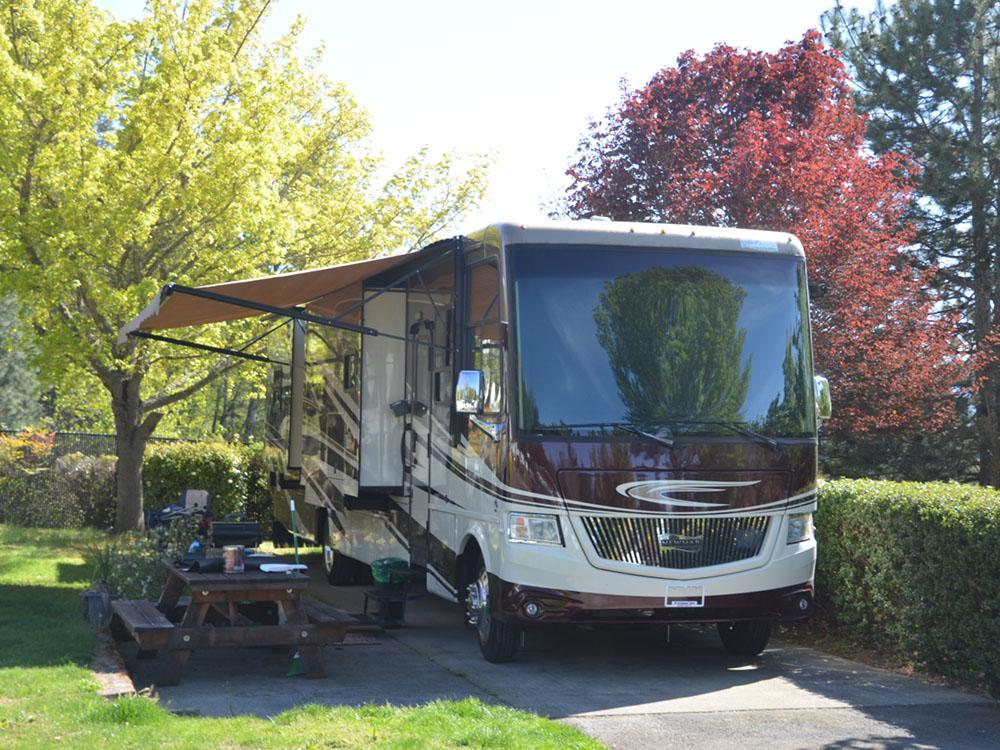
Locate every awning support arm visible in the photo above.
<box><xmin>237</xmin><ymin>316</ymin><xmax>290</xmax><ymax>354</ymax></box>
<box><xmin>328</xmin><ymin>243</ymin><xmax>457</xmax><ymax>326</ymax></box>
<box><xmin>130</xmin><ymin>331</ymin><xmax>290</xmax><ymax>366</ymax></box>
<box><xmin>127</xmin><ymin>243</ymin><xmax>462</xmax><ymax>353</ymax></box>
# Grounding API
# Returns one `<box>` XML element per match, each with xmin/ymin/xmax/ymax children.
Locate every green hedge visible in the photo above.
<box><xmin>142</xmin><ymin>441</ymin><xmax>250</xmax><ymax>517</ymax></box>
<box><xmin>0</xmin><ymin>439</ymin><xmax>278</xmax><ymax>530</ymax></box>
<box><xmin>142</xmin><ymin>441</ymin><xmax>280</xmax><ymax>526</ymax></box>
<box><xmin>241</xmin><ymin>444</ymin><xmax>281</xmax><ymax>530</ymax></box>
<box><xmin>816</xmin><ymin>479</ymin><xmax>1000</xmax><ymax>696</ymax></box>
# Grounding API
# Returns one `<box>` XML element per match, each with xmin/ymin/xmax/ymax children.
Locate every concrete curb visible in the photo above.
<box><xmin>91</xmin><ymin>631</ymin><xmax>136</xmax><ymax>699</ymax></box>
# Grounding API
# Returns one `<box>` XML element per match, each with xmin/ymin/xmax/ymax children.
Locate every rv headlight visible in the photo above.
<box><xmin>786</xmin><ymin>512</ymin><xmax>813</xmax><ymax>544</ymax></box>
<box><xmin>507</xmin><ymin>512</ymin><xmax>563</xmax><ymax>546</ymax></box>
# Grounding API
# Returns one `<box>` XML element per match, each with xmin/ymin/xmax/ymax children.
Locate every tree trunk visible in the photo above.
<box><xmin>243</xmin><ymin>398</ymin><xmax>259</xmax><ymax>441</ymax></box>
<box><xmin>968</xmin><ymin>24</ymin><xmax>1000</xmax><ymax>486</ymax></box>
<box><xmin>109</xmin><ymin>373</ymin><xmax>162</xmax><ymax>532</ymax></box>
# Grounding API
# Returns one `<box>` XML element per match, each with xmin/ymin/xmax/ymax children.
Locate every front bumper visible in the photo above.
<box><xmin>497</xmin><ymin>579</ymin><xmax>814</xmax><ymax>625</ymax></box>
<box><xmin>489</xmin><ymin>505</ymin><xmax>817</xmax><ymax>625</ymax></box>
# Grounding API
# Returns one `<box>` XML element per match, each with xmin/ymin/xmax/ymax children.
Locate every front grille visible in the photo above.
<box><xmin>580</xmin><ymin>515</ymin><xmax>770</xmax><ymax>570</ymax></box>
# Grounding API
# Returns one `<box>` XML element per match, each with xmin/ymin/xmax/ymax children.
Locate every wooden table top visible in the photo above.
<box><xmin>162</xmin><ymin>559</ymin><xmax>311</xmax><ymax>591</ymax></box>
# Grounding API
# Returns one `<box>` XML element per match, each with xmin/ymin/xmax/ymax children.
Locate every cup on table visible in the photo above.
<box><xmin>223</xmin><ymin>545</ymin><xmax>245</xmax><ymax>574</ymax></box>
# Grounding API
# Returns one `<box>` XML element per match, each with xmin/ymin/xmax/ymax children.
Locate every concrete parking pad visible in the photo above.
<box><xmin>122</xmin><ymin>574</ymin><xmax>998</xmax><ymax>749</ymax></box>
<box><xmin>568</xmin><ymin>704</ymin><xmax>1000</xmax><ymax>750</ymax></box>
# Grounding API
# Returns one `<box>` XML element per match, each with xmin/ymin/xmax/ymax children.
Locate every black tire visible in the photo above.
<box><xmin>355</xmin><ymin>562</ymin><xmax>374</xmax><ymax>585</ymax></box>
<box><xmin>467</xmin><ymin>561</ymin><xmax>521</xmax><ymax>663</ymax></box>
<box><xmin>316</xmin><ymin>508</ymin><xmax>360</xmax><ymax>586</ymax></box>
<box><xmin>318</xmin><ymin>510</ymin><xmax>359</xmax><ymax>586</ymax></box>
<box><xmin>271</xmin><ymin>519</ymin><xmax>293</xmax><ymax>547</ymax></box>
<box><xmin>717</xmin><ymin>620</ymin><xmax>772</xmax><ymax>656</ymax></box>
<box><xmin>325</xmin><ymin>548</ymin><xmax>359</xmax><ymax>586</ymax></box>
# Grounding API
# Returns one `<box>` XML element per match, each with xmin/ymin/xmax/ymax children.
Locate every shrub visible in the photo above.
<box><xmin>91</xmin><ymin>515</ymin><xmax>201</xmax><ymax>599</ymax></box>
<box><xmin>0</xmin><ymin>437</ymin><xmax>276</xmax><ymax>532</ymax></box>
<box><xmin>0</xmin><ymin>468</ymin><xmax>66</xmax><ymax>528</ymax></box>
<box><xmin>816</xmin><ymin>479</ymin><xmax>1000</xmax><ymax>696</ymax></box>
<box><xmin>0</xmin><ymin>452</ymin><xmax>116</xmax><ymax>530</ymax></box>
<box><xmin>143</xmin><ymin>441</ymin><xmax>248</xmax><ymax>517</ymax></box>
<box><xmin>53</xmin><ymin>453</ymin><xmax>116</xmax><ymax>529</ymax></box>
<box><xmin>240</xmin><ymin>442</ymin><xmax>280</xmax><ymax>531</ymax></box>
<box><xmin>0</xmin><ymin>428</ymin><xmax>54</xmax><ymax>474</ymax></box>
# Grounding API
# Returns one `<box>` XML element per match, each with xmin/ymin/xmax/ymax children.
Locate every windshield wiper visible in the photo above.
<box><xmin>536</xmin><ymin>422</ymin><xmax>674</xmax><ymax>448</ymax></box>
<box><xmin>685</xmin><ymin>420</ymin><xmax>781</xmax><ymax>451</ymax></box>
<box><xmin>617</xmin><ymin>424</ymin><xmax>675</xmax><ymax>448</ymax></box>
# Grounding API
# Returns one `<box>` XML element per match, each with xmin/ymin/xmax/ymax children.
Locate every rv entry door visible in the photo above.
<box><xmin>402</xmin><ymin>256</ymin><xmax>455</xmax><ymax>571</ymax></box>
<box><xmin>403</xmin><ymin>300</ymin><xmax>434</xmax><ymax>567</ymax></box>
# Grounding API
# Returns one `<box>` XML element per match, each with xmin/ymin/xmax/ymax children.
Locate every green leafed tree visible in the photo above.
<box><xmin>593</xmin><ymin>267</ymin><xmax>750</xmax><ymax>425</ymax></box>
<box><xmin>823</xmin><ymin>0</ymin><xmax>999</xmax><ymax>484</ymax></box>
<box><xmin>0</xmin><ymin>0</ymin><xmax>488</xmax><ymax>530</ymax></box>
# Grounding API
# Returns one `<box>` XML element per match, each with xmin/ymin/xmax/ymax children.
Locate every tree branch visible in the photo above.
<box><xmin>232</xmin><ymin>0</ymin><xmax>272</xmax><ymax>61</ymax></box>
<box><xmin>142</xmin><ymin>356</ymin><xmax>245</xmax><ymax>412</ymax></box>
<box><xmin>139</xmin><ymin>410</ymin><xmax>163</xmax><ymax>440</ymax></box>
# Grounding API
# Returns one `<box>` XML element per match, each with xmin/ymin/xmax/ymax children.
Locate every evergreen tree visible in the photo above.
<box><xmin>823</xmin><ymin>0</ymin><xmax>1000</xmax><ymax>484</ymax></box>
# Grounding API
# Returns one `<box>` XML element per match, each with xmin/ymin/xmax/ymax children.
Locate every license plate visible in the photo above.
<box><xmin>665</xmin><ymin>585</ymin><xmax>705</xmax><ymax>608</ymax></box>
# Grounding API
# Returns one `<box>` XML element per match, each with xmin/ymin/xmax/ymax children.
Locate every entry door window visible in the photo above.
<box><xmin>467</xmin><ymin>262</ymin><xmax>502</xmax><ymax>415</ymax></box>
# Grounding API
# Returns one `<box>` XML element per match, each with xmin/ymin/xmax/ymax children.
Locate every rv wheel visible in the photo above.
<box><xmin>717</xmin><ymin>620</ymin><xmax>772</xmax><ymax>656</ymax></box>
<box><xmin>271</xmin><ymin>520</ymin><xmax>293</xmax><ymax>547</ymax></box>
<box><xmin>467</xmin><ymin>564</ymin><xmax>521</xmax><ymax>663</ymax></box>
<box><xmin>324</xmin><ymin>547</ymin><xmax>358</xmax><ymax>586</ymax></box>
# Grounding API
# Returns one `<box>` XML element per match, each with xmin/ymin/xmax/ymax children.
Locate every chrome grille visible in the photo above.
<box><xmin>580</xmin><ymin>515</ymin><xmax>770</xmax><ymax>569</ymax></box>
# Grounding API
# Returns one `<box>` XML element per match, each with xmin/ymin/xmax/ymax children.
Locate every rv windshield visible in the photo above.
<box><xmin>509</xmin><ymin>244</ymin><xmax>815</xmax><ymax>438</ymax></box>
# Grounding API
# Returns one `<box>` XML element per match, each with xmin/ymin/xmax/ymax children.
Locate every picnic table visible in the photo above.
<box><xmin>111</xmin><ymin>559</ymin><xmax>354</xmax><ymax>685</ymax></box>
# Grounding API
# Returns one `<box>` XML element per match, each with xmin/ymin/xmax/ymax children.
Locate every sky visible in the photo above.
<box><xmin>96</xmin><ymin>0</ymin><xmax>880</xmax><ymax>236</ymax></box>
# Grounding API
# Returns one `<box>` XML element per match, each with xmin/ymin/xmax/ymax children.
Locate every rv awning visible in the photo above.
<box><xmin>118</xmin><ymin>253</ymin><xmax>422</xmax><ymax>344</ymax></box>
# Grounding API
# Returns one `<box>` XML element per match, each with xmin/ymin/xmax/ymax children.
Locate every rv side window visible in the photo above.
<box><xmin>467</xmin><ymin>263</ymin><xmax>502</xmax><ymax>415</ymax></box>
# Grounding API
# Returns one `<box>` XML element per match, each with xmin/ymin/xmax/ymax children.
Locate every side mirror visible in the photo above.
<box><xmin>814</xmin><ymin>375</ymin><xmax>832</xmax><ymax>423</ymax></box>
<box><xmin>455</xmin><ymin>370</ymin><xmax>484</xmax><ymax>414</ymax></box>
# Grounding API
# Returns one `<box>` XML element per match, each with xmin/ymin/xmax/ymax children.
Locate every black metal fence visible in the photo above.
<box><xmin>0</xmin><ymin>430</ymin><xmax>180</xmax><ymax>461</ymax></box>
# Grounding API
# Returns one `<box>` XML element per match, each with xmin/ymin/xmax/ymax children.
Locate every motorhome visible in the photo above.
<box><xmin>121</xmin><ymin>220</ymin><xmax>831</xmax><ymax>663</ymax></box>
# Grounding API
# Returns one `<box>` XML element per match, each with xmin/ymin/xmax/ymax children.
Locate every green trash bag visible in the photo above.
<box><xmin>371</xmin><ymin>557</ymin><xmax>409</xmax><ymax>585</ymax></box>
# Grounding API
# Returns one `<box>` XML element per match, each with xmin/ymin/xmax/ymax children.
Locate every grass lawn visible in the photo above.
<box><xmin>0</xmin><ymin>524</ymin><xmax>602</xmax><ymax>749</ymax></box>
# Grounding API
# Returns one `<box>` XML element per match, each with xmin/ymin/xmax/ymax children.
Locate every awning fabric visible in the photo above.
<box><xmin>118</xmin><ymin>252</ymin><xmax>420</xmax><ymax>343</ymax></box>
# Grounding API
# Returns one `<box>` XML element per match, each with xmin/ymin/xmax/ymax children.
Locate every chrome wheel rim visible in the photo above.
<box><xmin>466</xmin><ymin>568</ymin><xmax>491</xmax><ymax>640</ymax></box>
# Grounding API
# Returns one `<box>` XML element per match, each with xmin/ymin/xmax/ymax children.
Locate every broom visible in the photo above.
<box><xmin>287</xmin><ymin>499</ymin><xmax>303</xmax><ymax>677</ymax></box>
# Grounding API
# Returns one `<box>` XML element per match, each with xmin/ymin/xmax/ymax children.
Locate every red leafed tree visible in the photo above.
<box><xmin>564</xmin><ymin>31</ymin><xmax>961</xmax><ymax>437</ymax></box>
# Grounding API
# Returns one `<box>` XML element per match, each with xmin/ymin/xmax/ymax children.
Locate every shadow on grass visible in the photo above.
<box><xmin>57</xmin><ymin>561</ymin><xmax>91</xmax><ymax>584</ymax></box>
<box><xmin>0</xmin><ymin>584</ymin><xmax>93</xmax><ymax>669</ymax></box>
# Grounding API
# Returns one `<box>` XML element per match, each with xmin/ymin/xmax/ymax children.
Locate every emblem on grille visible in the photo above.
<box><xmin>658</xmin><ymin>531</ymin><xmax>704</xmax><ymax>554</ymax></box>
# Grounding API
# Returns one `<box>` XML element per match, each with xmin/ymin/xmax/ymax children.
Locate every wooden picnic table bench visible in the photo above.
<box><xmin>111</xmin><ymin>559</ymin><xmax>356</xmax><ymax>685</ymax></box>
